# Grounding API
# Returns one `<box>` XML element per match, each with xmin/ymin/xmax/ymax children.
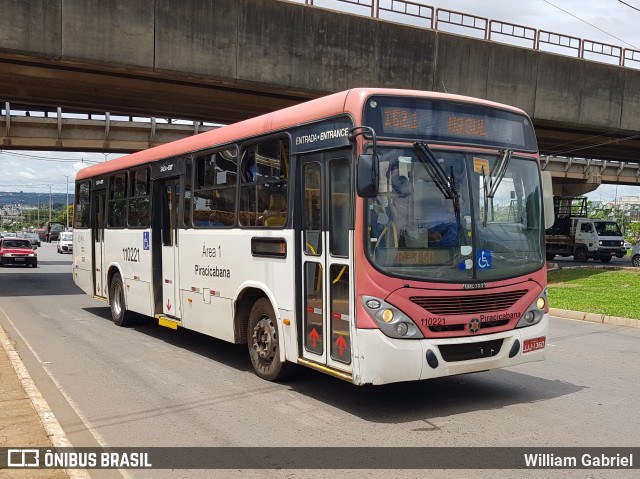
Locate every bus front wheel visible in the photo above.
<box><xmin>110</xmin><ymin>273</ymin><xmax>137</xmax><ymax>327</ymax></box>
<box><xmin>248</xmin><ymin>298</ymin><xmax>292</xmax><ymax>381</ymax></box>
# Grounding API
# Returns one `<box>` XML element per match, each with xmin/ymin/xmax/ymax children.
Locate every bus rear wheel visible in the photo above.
<box><xmin>109</xmin><ymin>273</ymin><xmax>137</xmax><ymax>327</ymax></box>
<box><xmin>248</xmin><ymin>298</ymin><xmax>292</xmax><ymax>381</ymax></box>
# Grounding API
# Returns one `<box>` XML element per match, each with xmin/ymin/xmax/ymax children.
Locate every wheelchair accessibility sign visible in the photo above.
<box><xmin>476</xmin><ymin>249</ymin><xmax>492</xmax><ymax>269</ymax></box>
<box><xmin>143</xmin><ymin>231</ymin><xmax>150</xmax><ymax>251</ymax></box>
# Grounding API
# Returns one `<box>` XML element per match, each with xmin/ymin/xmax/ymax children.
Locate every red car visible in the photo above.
<box><xmin>0</xmin><ymin>238</ymin><xmax>38</xmax><ymax>267</ymax></box>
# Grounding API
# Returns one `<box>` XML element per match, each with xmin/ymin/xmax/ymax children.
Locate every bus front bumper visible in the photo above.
<box><xmin>352</xmin><ymin>314</ymin><xmax>549</xmax><ymax>386</ymax></box>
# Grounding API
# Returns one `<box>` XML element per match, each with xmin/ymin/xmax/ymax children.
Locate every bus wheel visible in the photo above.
<box><xmin>109</xmin><ymin>273</ymin><xmax>137</xmax><ymax>327</ymax></box>
<box><xmin>248</xmin><ymin>298</ymin><xmax>292</xmax><ymax>381</ymax></box>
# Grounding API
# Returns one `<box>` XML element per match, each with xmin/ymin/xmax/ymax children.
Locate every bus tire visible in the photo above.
<box><xmin>109</xmin><ymin>273</ymin><xmax>137</xmax><ymax>327</ymax></box>
<box><xmin>248</xmin><ymin>298</ymin><xmax>293</xmax><ymax>381</ymax></box>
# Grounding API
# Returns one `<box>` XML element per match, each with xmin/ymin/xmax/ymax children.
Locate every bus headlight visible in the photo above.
<box><xmin>362</xmin><ymin>296</ymin><xmax>423</xmax><ymax>339</ymax></box>
<box><xmin>395</xmin><ymin>323</ymin><xmax>409</xmax><ymax>336</ymax></box>
<box><xmin>366</xmin><ymin>299</ymin><xmax>381</xmax><ymax>309</ymax></box>
<box><xmin>516</xmin><ymin>291</ymin><xmax>548</xmax><ymax>329</ymax></box>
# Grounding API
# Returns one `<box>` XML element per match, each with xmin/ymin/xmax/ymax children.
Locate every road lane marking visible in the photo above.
<box><xmin>0</xmin><ymin>305</ymin><xmax>132</xmax><ymax>479</ymax></box>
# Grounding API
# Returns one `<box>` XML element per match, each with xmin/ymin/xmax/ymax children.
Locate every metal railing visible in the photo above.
<box><xmin>299</xmin><ymin>0</ymin><xmax>640</xmax><ymax>68</ymax></box>
<box><xmin>1</xmin><ymin>102</ymin><xmax>218</xmax><ymax>151</ymax></box>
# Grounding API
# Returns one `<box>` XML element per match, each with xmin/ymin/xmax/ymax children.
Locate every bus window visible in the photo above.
<box><xmin>108</xmin><ymin>173</ymin><xmax>127</xmax><ymax>228</ymax></box>
<box><xmin>329</xmin><ymin>159</ymin><xmax>351</xmax><ymax>257</ymax></box>
<box><xmin>128</xmin><ymin>168</ymin><xmax>150</xmax><ymax>228</ymax></box>
<box><xmin>74</xmin><ymin>181</ymin><xmax>91</xmax><ymax>228</ymax></box>
<box><xmin>183</xmin><ymin>158</ymin><xmax>193</xmax><ymax>228</ymax></box>
<box><xmin>303</xmin><ymin>162</ymin><xmax>322</xmax><ymax>256</ymax></box>
<box><xmin>193</xmin><ymin>147</ymin><xmax>237</xmax><ymax>227</ymax></box>
<box><xmin>239</xmin><ymin>138</ymin><xmax>289</xmax><ymax>228</ymax></box>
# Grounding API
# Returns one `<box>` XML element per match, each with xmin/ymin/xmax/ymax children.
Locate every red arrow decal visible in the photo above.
<box><xmin>335</xmin><ymin>336</ymin><xmax>348</xmax><ymax>356</ymax></box>
<box><xmin>309</xmin><ymin>328</ymin><xmax>320</xmax><ymax>347</ymax></box>
<box><xmin>166</xmin><ymin>299</ymin><xmax>172</xmax><ymax>311</ymax></box>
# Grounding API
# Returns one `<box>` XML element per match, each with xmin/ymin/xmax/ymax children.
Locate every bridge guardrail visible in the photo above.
<box><xmin>299</xmin><ymin>0</ymin><xmax>640</xmax><ymax>68</ymax></box>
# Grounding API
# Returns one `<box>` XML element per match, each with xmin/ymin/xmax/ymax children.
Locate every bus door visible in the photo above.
<box><xmin>92</xmin><ymin>188</ymin><xmax>107</xmax><ymax>298</ymax></box>
<box><xmin>155</xmin><ymin>177</ymin><xmax>182</xmax><ymax>319</ymax></box>
<box><xmin>299</xmin><ymin>151</ymin><xmax>353</xmax><ymax>371</ymax></box>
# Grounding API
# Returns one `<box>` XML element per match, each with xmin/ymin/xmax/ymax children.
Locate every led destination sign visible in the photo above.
<box><xmin>365</xmin><ymin>97</ymin><xmax>538</xmax><ymax>151</ymax></box>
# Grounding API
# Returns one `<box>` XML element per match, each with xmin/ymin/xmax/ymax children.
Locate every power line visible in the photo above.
<box><xmin>540</xmin><ymin>127</ymin><xmax>631</xmax><ymax>153</ymax></box>
<box><xmin>542</xmin><ymin>0</ymin><xmax>640</xmax><ymax>50</ymax></box>
<box><xmin>546</xmin><ymin>132</ymin><xmax>640</xmax><ymax>157</ymax></box>
<box><xmin>0</xmin><ymin>150</ymin><xmax>100</xmax><ymax>164</ymax></box>
<box><xmin>619</xmin><ymin>0</ymin><xmax>640</xmax><ymax>14</ymax></box>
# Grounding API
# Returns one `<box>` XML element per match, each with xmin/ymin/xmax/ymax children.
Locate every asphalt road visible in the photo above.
<box><xmin>1</xmin><ymin>242</ymin><xmax>638</xmax><ymax>479</ymax></box>
<box><xmin>549</xmin><ymin>254</ymin><xmax>635</xmax><ymax>267</ymax></box>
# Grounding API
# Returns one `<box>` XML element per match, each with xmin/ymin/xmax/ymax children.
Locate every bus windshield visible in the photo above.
<box><xmin>366</xmin><ymin>146</ymin><xmax>544</xmax><ymax>282</ymax></box>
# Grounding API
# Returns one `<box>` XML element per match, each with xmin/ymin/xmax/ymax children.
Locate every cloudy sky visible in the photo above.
<box><xmin>2</xmin><ymin>0</ymin><xmax>640</xmax><ymax>201</ymax></box>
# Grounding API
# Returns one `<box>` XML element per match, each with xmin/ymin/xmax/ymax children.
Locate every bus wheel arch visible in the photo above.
<box><xmin>108</xmin><ymin>267</ymin><xmax>137</xmax><ymax>327</ymax></box>
<box><xmin>234</xmin><ymin>287</ymin><xmax>266</xmax><ymax>345</ymax></box>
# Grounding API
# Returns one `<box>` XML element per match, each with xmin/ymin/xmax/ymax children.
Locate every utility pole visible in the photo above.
<box><xmin>63</xmin><ymin>175</ymin><xmax>71</xmax><ymax>230</ymax></box>
<box><xmin>47</xmin><ymin>184</ymin><xmax>52</xmax><ymax>224</ymax></box>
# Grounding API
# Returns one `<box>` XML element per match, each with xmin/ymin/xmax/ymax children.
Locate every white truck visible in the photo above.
<box><xmin>545</xmin><ymin>197</ymin><xmax>626</xmax><ymax>263</ymax></box>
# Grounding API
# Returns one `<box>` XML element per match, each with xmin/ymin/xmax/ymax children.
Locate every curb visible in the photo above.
<box><xmin>0</xmin><ymin>322</ymin><xmax>91</xmax><ymax>479</ymax></box>
<box><xmin>549</xmin><ymin>308</ymin><xmax>640</xmax><ymax>328</ymax></box>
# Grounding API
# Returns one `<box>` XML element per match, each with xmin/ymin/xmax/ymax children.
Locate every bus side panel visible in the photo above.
<box><xmin>180</xmin><ymin>293</ymin><xmax>235</xmax><ymax>343</ymax></box>
<box><xmin>177</xmin><ymin>230</ymin><xmax>295</xmax><ymax>346</ymax></box>
<box><xmin>103</xmin><ymin>229</ymin><xmax>154</xmax><ymax>317</ymax></box>
<box><xmin>72</xmin><ymin>229</ymin><xmax>93</xmax><ymax>296</ymax></box>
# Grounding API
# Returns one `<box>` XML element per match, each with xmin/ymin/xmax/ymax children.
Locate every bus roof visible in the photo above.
<box><xmin>76</xmin><ymin>88</ymin><xmax>529</xmax><ymax>181</ymax></box>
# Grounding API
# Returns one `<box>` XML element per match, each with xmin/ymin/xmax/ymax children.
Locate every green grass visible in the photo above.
<box><xmin>547</xmin><ymin>268</ymin><xmax>640</xmax><ymax>319</ymax></box>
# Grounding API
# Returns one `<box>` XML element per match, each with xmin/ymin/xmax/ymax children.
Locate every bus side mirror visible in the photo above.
<box><xmin>357</xmin><ymin>154</ymin><xmax>379</xmax><ymax>198</ymax></box>
<box><xmin>541</xmin><ymin>171</ymin><xmax>554</xmax><ymax>229</ymax></box>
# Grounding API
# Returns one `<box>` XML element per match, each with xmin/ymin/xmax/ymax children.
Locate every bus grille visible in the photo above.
<box><xmin>411</xmin><ymin>290</ymin><xmax>527</xmax><ymax>315</ymax></box>
<box><xmin>438</xmin><ymin>339</ymin><xmax>503</xmax><ymax>362</ymax></box>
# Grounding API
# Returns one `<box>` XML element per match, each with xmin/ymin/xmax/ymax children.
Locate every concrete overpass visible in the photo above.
<box><xmin>1</xmin><ymin>103</ymin><xmax>216</xmax><ymax>151</ymax></box>
<box><xmin>1</xmin><ymin>0</ymin><xmax>640</xmax><ymax>193</ymax></box>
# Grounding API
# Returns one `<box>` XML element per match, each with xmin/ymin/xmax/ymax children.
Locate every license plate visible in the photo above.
<box><xmin>523</xmin><ymin>336</ymin><xmax>546</xmax><ymax>353</ymax></box>
<box><xmin>14</xmin><ymin>258</ymin><xmax>25</xmax><ymax>262</ymax></box>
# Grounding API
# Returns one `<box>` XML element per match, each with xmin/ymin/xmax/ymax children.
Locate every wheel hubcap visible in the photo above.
<box><xmin>252</xmin><ymin>316</ymin><xmax>276</xmax><ymax>362</ymax></box>
<box><xmin>112</xmin><ymin>283</ymin><xmax>122</xmax><ymax>316</ymax></box>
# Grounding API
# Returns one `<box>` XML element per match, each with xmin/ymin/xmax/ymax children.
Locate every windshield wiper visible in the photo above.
<box><xmin>487</xmin><ymin>148</ymin><xmax>512</xmax><ymax>198</ymax></box>
<box><xmin>480</xmin><ymin>148</ymin><xmax>513</xmax><ymax>226</ymax></box>
<box><xmin>413</xmin><ymin>142</ymin><xmax>458</xmax><ymax>199</ymax></box>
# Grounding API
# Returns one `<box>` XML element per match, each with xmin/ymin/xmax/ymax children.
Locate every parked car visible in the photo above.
<box><xmin>57</xmin><ymin>232</ymin><xmax>73</xmax><ymax>254</ymax></box>
<box><xmin>0</xmin><ymin>238</ymin><xmax>38</xmax><ymax>267</ymax></box>
<box><xmin>632</xmin><ymin>243</ymin><xmax>640</xmax><ymax>268</ymax></box>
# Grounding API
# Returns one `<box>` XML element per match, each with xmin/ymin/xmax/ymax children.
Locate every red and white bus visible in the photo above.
<box><xmin>73</xmin><ymin>88</ymin><xmax>554</xmax><ymax>385</ymax></box>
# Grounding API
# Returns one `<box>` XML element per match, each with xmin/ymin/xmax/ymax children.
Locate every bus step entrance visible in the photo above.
<box><xmin>155</xmin><ymin>314</ymin><xmax>182</xmax><ymax>330</ymax></box>
<box><xmin>297</xmin><ymin>358</ymin><xmax>353</xmax><ymax>383</ymax></box>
